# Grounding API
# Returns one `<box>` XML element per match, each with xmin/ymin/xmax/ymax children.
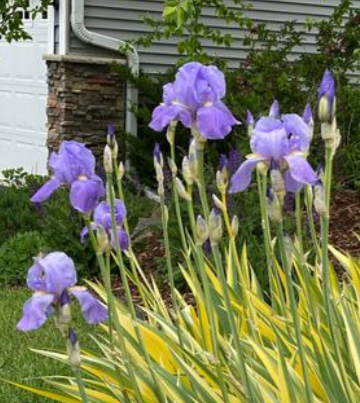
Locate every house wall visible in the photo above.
<box><xmin>57</xmin><ymin>0</ymin><xmax>358</xmax><ymax>74</ymax></box>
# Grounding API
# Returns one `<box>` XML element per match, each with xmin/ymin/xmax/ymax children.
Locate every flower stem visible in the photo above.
<box><xmin>295</xmin><ymin>191</ymin><xmax>304</xmax><ymax>254</ymax></box>
<box><xmin>170</xmin><ymin>140</ymin><xmax>188</xmax><ymax>251</ymax></box>
<box><xmin>196</xmin><ymin>143</ymin><xmax>210</xmax><ymax>219</ymax></box>
<box><xmin>73</xmin><ymin>367</ymin><xmax>90</xmax><ymax>403</ymax></box>
<box><xmin>304</xmin><ymin>185</ymin><xmax>320</xmax><ymax>260</ymax></box>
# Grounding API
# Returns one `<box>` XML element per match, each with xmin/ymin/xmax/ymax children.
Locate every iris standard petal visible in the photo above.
<box><xmin>30</xmin><ymin>178</ymin><xmax>61</xmax><ymax>204</ymax></box>
<box><xmin>16</xmin><ymin>294</ymin><xmax>54</xmax><ymax>332</ymax></box>
<box><xmin>229</xmin><ymin>156</ymin><xmax>266</xmax><ymax>193</ymax></box>
<box><xmin>70</xmin><ymin>288</ymin><xmax>108</xmax><ymax>324</ymax></box>
<box><xmin>282</xmin><ymin>114</ymin><xmax>310</xmax><ymax>152</ymax></box>
<box><xmin>251</xmin><ymin>128</ymin><xmax>288</xmax><ymax>161</ymax></box>
<box><xmin>284</xmin><ymin>154</ymin><xmax>317</xmax><ymax>186</ymax></box>
<box><xmin>197</xmin><ymin>102</ymin><xmax>238</xmax><ymax>140</ymax></box>
<box><xmin>27</xmin><ymin>252</ymin><xmax>77</xmax><ymax>296</ymax></box>
<box><xmin>50</xmin><ymin>141</ymin><xmax>96</xmax><ymax>184</ymax></box>
<box><xmin>70</xmin><ymin>178</ymin><xmax>104</xmax><ymax>214</ymax></box>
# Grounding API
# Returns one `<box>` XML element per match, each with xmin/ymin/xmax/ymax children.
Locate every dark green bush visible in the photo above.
<box><xmin>0</xmin><ymin>231</ymin><xmax>47</xmax><ymax>286</ymax></box>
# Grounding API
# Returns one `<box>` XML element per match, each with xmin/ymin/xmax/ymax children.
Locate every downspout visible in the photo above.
<box><xmin>70</xmin><ymin>0</ymin><xmax>139</xmax><ymax>136</ymax></box>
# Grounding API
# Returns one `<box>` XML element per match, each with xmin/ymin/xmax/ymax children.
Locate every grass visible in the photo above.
<box><xmin>0</xmin><ymin>288</ymin><xmax>99</xmax><ymax>403</ymax></box>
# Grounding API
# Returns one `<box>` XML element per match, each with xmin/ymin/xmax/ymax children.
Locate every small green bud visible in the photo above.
<box><xmin>212</xmin><ymin>194</ymin><xmax>225</xmax><ymax>211</ymax></box>
<box><xmin>118</xmin><ymin>161</ymin><xmax>125</xmax><ymax>180</ymax></box>
<box><xmin>231</xmin><ymin>215</ymin><xmax>239</xmax><ymax>237</ymax></box>
<box><xmin>67</xmin><ymin>329</ymin><xmax>81</xmax><ymax>368</ymax></box>
<box><xmin>196</xmin><ymin>215</ymin><xmax>209</xmax><ymax>246</ymax></box>
<box><xmin>96</xmin><ymin>225</ymin><xmax>111</xmax><ymax>253</ymax></box>
<box><xmin>208</xmin><ymin>210</ymin><xmax>223</xmax><ymax>245</ymax></box>
<box><xmin>175</xmin><ymin>177</ymin><xmax>191</xmax><ymax>201</ymax></box>
<box><xmin>216</xmin><ymin>170</ymin><xmax>227</xmax><ymax>194</ymax></box>
<box><xmin>267</xmin><ymin>187</ymin><xmax>282</xmax><ymax>223</ymax></box>
<box><xmin>166</xmin><ymin>121</ymin><xmax>177</xmax><ymax>145</ymax></box>
<box><xmin>103</xmin><ymin>145</ymin><xmax>113</xmax><ymax>174</ymax></box>
<box><xmin>270</xmin><ymin>169</ymin><xmax>285</xmax><ymax>202</ymax></box>
<box><xmin>314</xmin><ymin>182</ymin><xmax>326</xmax><ymax>217</ymax></box>
<box><xmin>58</xmin><ymin>303</ymin><xmax>72</xmax><ymax>327</ymax></box>
<box><xmin>182</xmin><ymin>156</ymin><xmax>194</xmax><ymax>185</ymax></box>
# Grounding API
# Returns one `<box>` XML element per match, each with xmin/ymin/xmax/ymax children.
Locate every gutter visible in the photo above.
<box><xmin>70</xmin><ymin>0</ymin><xmax>139</xmax><ymax>136</ymax></box>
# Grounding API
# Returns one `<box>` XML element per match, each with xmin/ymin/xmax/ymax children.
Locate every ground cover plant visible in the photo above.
<box><xmin>7</xmin><ymin>61</ymin><xmax>360</xmax><ymax>403</ymax></box>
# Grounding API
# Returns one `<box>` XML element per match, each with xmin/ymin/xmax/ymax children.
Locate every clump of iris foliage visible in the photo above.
<box><xmin>10</xmin><ymin>62</ymin><xmax>360</xmax><ymax>403</ymax></box>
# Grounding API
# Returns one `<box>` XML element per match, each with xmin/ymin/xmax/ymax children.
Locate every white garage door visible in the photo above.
<box><xmin>0</xmin><ymin>1</ymin><xmax>49</xmax><ymax>176</ymax></box>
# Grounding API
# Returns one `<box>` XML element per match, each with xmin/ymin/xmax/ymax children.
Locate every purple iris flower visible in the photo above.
<box><xmin>149</xmin><ymin>62</ymin><xmax>239</xmax><ymax>140</ymax></box>
<box><xmin>17</xmin><ymin>252</ymin><xmax>107</xmax><ymax>332</ymax></box>
<box><xmin>80</xmin><ymin>199</ymin><xmax>129</xmax><ymax>251</ymax></box>
<box><xmin>229</xmin><ymin>111</ymin><xmax>317</xmax><ymax>194</ymax></box>
<box><xmin>31</xmin><ymin>141</ymin><xmax>105</xmax><ymax>214</ymax></box>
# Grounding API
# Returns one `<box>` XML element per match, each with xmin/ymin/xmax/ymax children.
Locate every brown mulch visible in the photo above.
<box><xmin>112</xmin><ymin>190</ymin><xmax>360</xmax><ymax>304</ymax></box>
<box><xmin>330</xmin><ymin>190</ymin><xmax>360</xmax><ymax>257</ymax></box>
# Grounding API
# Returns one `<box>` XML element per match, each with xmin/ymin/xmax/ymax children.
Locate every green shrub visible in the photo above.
<box><xmin>0</xmin><ymin>231</ymin><xmax>47</xmax><ymax>286</ymax></box>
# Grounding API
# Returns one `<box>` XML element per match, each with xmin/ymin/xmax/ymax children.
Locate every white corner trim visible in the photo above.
<box><xmin>59</xmin><ymin>0</ymin><xmax>70</xmax><ymax>55</ymax></box>
<box><xmin>47</xmin><ymin>5</ymin><xmax>55</xmax><ymax>54</ymax></box>
<box><xmin>70</xmin><ymin>0</ymin><xmax>139</xmax><ymax>136</ymax></box>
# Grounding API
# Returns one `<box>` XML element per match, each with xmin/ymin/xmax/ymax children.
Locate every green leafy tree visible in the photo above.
<box><xmin>130</xmin><ymin>0</ymin><xmax>253</xmax><ymax>66</ymax></box>
<box><xmin>0</xmin><ymin>0</ymin><xmax>51</xmax><ymax>42</ymax></box>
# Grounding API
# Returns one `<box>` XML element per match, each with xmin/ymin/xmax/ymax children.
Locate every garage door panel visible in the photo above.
<box><xmin>0</xmin><ymin>8</ymin><xmax>48</xmax><ymax>175</ymax></box>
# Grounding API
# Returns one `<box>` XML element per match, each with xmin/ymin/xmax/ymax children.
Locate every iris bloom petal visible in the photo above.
<box><xmin>229</xmin><ymin>156</ymin><xmax>266</xmax><ymax>193</ymax></box>
<box><xmin>110</xmin><ymin>228</ymin><xmax>129</xmax><ymax>251</ymax></box>
<box><xmin>149</xmin><ymin>104</ymin><xmax>191</xmax><ymax>132</ymax></box>
<box><xmin>16</xmin><ymin>294</ymin><xmax>54</xmax><ymax>332</ymax></box>
<box><xmin>70</xmin><ymin>288</ymin><xmax>108</xmax><ymax>324</ymax></box>
<box><xmin>70</xmin><ymin>177</ymin><xmax>104</xmax><ymax>214</ymax></box>
<box><xmin>284</xmin><ymin>170</ymin><xmax>305</xmax><ymax>193</ymax></box>
<box><xmin>27</xmin><ymin>252</ymin><xmax>77</xmax><ymax>295</ymax></box>
<box><xmin>197</xmin><ymin>102</ymin><xmax>238</xmax><ymax>140</ymax></box>
<box><xmin>30</xmin><ymin>178</ymin><xmax>61</xmax><ymax>203</ymax></box>
<box><xmin>284</xmin><ymin>154</ymin><xmax>317</xmax><ymax>186</ymax></box>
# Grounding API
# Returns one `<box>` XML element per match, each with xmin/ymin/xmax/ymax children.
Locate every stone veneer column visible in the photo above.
<box><xmin>44</xmin><ymin>55</ymin><xmax>127</xmax><ymax>159</ymax></box>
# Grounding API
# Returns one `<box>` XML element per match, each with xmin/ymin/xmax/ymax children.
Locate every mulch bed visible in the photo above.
<box><xmin>112</xmin><ymin>190</ymin><xmax>360</xmax><ymax>303</ymax></box>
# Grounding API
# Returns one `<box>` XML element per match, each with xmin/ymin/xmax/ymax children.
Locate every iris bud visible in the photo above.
<box><xmin>175</xmin><ymin>177</ymin><xmax>191</xmax><ymax>201</ymax></box>
<box><xmin>166</xmin><ymin>121</ymin><xmax>177</xmax><ymax>145</ymax></box>
<box><xmin>196</xmin><ymin>215</ymin><xmax>209</xmax><ymax>246</ymax></box>
<box><xmin>216</xmin><ymin>170</ymin><xmax>227</xmax><ymax>194</ymax></box>
<box><xmin>58</xmin><ymin>290</ymin><xmax>71</xmax><ymax>330</ymax></box>
<box><xmin>182</xmin><ymin>156</ymin><xmax>194</xmax><ymax>185</ymax></box>
<box><xmin>231</xmin><ymin>215</ymin><xmax>239</xmax><ymax>237</ymax></box>
<box><xmin>67</xmin><ymin>329</ymin><xmax>81</xmax><ymax>367</ymax></box>
<box><xmin>103</xmin><ymin>145</ymin><xmax>113</xmax><ymax>174</ymax></box>
<box><xmin>96</xmin><ymin>224</ymin><xmax>111</xmax><ymax>253</ymax></box>
<box><xmin>267</xmin><ymin>187</ymin><xmax>282</xmax><ymax>223</ymax></box>
<box><xmin>118</xmin><ymin>162</ymin><xmax>125</xmax><ymax>180</ymax></box>
<box><xmin>318</xmin><ymin>70</ymin><xmax>336</xmax><ymax>124</ymax></box>
<box><xmin>107</xmin><ymin>124</ymin><xmax>118</xmax><ymax>159</ymax></box>
<box><xmin>208</xmin><ymin>209</ymin><xmax>223</xmax><ymax>245</ymax></box>
<box><xmin>246</xmin><ymin>110</ymin><xmax>255</xmax><ymax>138</ymax></box>
<box><xmin>314</xmin><ymin>181</ymin><xmax>327</xmax><ymax>217</ymax></box>
<box><xmin>212</xmin><ymin>194</ymin><xmax>225</xmax><ymax>211</ymax></box>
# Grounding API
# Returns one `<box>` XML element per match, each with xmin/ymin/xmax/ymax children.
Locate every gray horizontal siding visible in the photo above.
<box><xmin>64</xmin><ymin>0</ymin><xmax>359</xmax><ymax>73</ymax></box>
